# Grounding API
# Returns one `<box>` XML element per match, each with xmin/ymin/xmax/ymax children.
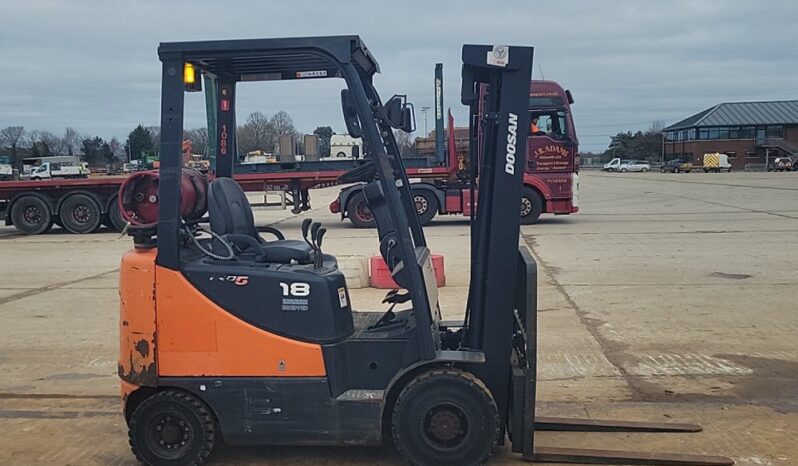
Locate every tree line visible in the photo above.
<box><xmin>0</xmin><ymin>110</ymin><xmax>338</xmax><ymax>169</ymax></box>
<box><xmin>600</xmin><ymin>121</ymin><xmax>665</xmax><ymax>162</ymax></box>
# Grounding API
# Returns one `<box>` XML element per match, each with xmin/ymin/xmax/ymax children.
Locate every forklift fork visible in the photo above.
<box><xmin>511</xmin><ymin>250</ymin><xmax>734</xmax><ymax>466</ymax></box>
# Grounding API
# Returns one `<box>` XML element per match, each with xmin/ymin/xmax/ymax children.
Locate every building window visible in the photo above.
<box><xmin>745</xmin><ymin>151</ymin><xmax>757</xmax><ymax>158</ymax></box>
<box><xmin>726</xmin><ymin>151</ymin><xmax>737</xmax><ymax>159</ymax></box>
<box><xmin>728</xmin><ymin>127</ymin><xmax>739</xmax><ymax>138</ymax></box>
<box><xmin>740</xmin><ymin>127</ymin><xmax>755</xmax><ymax>138</ymax></box>
<box><xmin>698</xmin><ymin>128</ymin><xmax>709</xmax><ymax>139</ymax></box>
<box><xmin>708</xmin><ymin>128</ymin><xmax>720</xmax><ymax>139</ymax></box>
<box><xmin>766</xmin><ymin>126</ymin><xmax>784</xmax><ymax>138</ymax></box>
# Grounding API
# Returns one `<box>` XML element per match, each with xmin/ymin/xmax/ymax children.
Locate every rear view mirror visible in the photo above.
<box><xmin>340</xmin><ymin>89</ymin><xmax>364</xmax><ymax>139</ymax></box>
<box><xmin>383</xmin><ymin>95</ymin><xmax>415</xmax><ymax>133</ymax></box>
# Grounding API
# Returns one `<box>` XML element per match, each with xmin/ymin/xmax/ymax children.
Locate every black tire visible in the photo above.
<box><xmin>107</xmin><ymin>196</ymin><xmax>128</xmax><ymax>232</ymax></box>
<box><xmin>413</xmin><ymin>190</ymin><xmax>438</xmax><ymax>226</ymax></box>
<box><xmin>392</xmin><ymin>368</ymin><xmax>498</xmax><ymax>466</ymax></box>
<box><xmin>129</xmin><ymin>389</ymin><xmax>216</xmax><ymax>466</ymax></box>
<box><xmin>10</xmin><ymin>195</ymin><xmax>53</xmax><ymax>235</ymax></box>
<box><xmin>642</xmin><ymin>167</ymin><xmax>649</xmax><ymax>172</ymax></box>
<box><xmin>620</xmin><ymin>167</ymin><xmax>628</xmax><ymax>173</ymax></box>
<box><xmin>520</xmin><ymin>187</ymin><xmax>544</xmax><ymax>225</ymax></box>
<box><xmin>59</xmin><ymin>194</ymin><xmax>101</xmax><ymax>234</ymax></box>
<box><xmin>674</xmin><ymin>167</ymin><xmax>680</xmax><ymax>173</ymax></box>
<box><xmin>347</xmin><ymin>191</ymin><xmax>376</xmax><ymax>228</ymax></box>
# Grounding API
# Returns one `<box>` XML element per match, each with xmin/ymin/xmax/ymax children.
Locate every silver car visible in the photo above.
<box><xmin>618</xmin><ymin>160</ymin><xmax>651</xmax><ymax>172</ymax></box>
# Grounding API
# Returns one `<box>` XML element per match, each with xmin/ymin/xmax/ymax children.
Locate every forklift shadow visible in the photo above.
<box><xmin>211</xmin><ymin>443</ymin><xmax>403</xmax><ymax>465</ymax></box>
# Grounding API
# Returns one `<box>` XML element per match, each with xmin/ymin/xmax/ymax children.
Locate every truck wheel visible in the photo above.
<box><xmin>11</xmin><ymin>195</ymin><xmax>53</xmax><ymax>235</ymax></box>
<box><xmin>129</xmin><ymin>389</ymin><xmax>216</xmax><ymax>466</ymax></box>
<box><xmin>520</xmin><ymin>187</ymin><xmax>544</xmax><ymax>225</ymax></box>
<box><xmin>392</xmin><ymin>369</ymin><xmax>498</xmax><ymax>466</ymax></box>
<box><xmin>413</xmin><ymin>190</ymin><xmax>438</xmax><ymax>225</ymax></box>
<box><xmin>347</xmin><ymin>191</ymin><xmax>376</xmax><ymax>228</ymax></box>
<box><xmin>107</xmin><ymin>197</ymin><xmax>128</xmax><ymax>232</ymax></box>
<box><xmin>60</xmin><ymin>194</ymin><xmax>101</xmax><ymax>234</ymax></box>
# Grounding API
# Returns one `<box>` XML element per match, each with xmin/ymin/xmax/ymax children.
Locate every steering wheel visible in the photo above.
<box><xmin>183</xmin><ymin>225</ymin><xmax>235</xmax><ymax>261</ymax></box>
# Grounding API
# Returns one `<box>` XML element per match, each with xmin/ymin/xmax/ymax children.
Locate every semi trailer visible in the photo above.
<box><xmin>331</xmin><ymin>73</ymin><xmax>580</xmax><ymax>227</ymax></box>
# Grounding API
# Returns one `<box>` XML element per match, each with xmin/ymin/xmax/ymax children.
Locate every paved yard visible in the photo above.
<box><xmin>0</xmin><ymin>171</ymin><xmax>796</xmax><ymax>465</ymax></box>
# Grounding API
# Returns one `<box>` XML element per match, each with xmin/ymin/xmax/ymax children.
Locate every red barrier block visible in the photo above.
<box><xmin>369</xmin><ymin>254</ymin><xmax>446</xmax><ymax>289</ymax></box>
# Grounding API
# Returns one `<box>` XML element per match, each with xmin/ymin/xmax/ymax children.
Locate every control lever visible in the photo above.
<box><xmin>301</xmin><ymin>218</ymin><xmax>313</xmax><ymax>251</ymax></box>
<box><xmin>310</xmin><ymin>222</ymin><xmax>322</xmax><ymax>265</ymax></box>
<box><xmin>383</xmin><ymin>289</ymin><xmax>411</xmax><ymax>304</ymax></box>
<box><xmin>315</xmin><ymin>227</ymin><xmax>327</xmax><ymax>268</ymax></box>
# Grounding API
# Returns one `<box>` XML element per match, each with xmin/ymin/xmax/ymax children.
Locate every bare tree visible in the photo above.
<box><xmin>109</xmin><ymin>137</ymin><xmax>125</xmax><ymax>163</ymax></box>
<box><xmin>270</xmin><ymin>110</ymin><xmax>298</xmax><ymax>139</ymax></box>
<box><xmin>0</xmin><ymin>126</ymin><xmax>26</xmax><ymax>167</ymax></box>
<box><xmin>63</xmin><ymin>127</ymin><xmax>81</xmax><ymax>156</ymax></box>
<box><xmin>24</xmin><ymin>130</ymin><xmax>39</xmax><ymax>149</ymax></box>
<box><xmin>39</xmin><ymin>131</ymin><xmax>62</xmax><ymax>155</ymax></box>
<box><xmin>184</xmin><ymin>127</ymin><xmax>209</xmax><ymax>156</ymax></box>
<box><xmin>238</xmin><ymin>112</ymin><xmax>276</xmax><ymax>154</ymax></box>
<box><xmin>648</xmin><ymin>120</ymin><xmax>666</xmax><ymax>134</ymax></box>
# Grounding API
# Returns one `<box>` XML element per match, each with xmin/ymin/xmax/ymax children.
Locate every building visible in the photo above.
<box><xmin>663</xmin><ymin>100</ymin><xmax>798</xmax><ymax>170</ymax></box>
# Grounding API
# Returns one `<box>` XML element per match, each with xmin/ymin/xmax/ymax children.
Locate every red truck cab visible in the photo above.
<box><xmin>523</xmin><ymin>80</ymin><xmax>579</xmax><ymax>219</ymax></box>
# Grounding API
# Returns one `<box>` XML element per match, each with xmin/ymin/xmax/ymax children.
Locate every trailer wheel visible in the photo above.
<box><xmin>107</xmin><ymin>196</ymin><xmax>128</xmax><ymax>232</ymax></box>
<box><xmin>520</xmin><ymin>187</ymin><xmax>544</xmax><ymax>225</ymax></box>
<box><xmin>391</xmin><ymin>368</ymin><xmax>498</xmax><ymax>466</ymax></box>
<box><xmin>10</xmin><ymin>195</ymin><xmax>53</xmax><ymax>235</ymax></box>
<box><xmin>347</xmin><ymin>191</ymin><xmax>376</xmax><ymax>228</ymax></box>
<box><xmin>59</xmin><ymin>194</ymin><xmax>101</xmax><ymax>234</ymax></box>
<box><xmin>129</xmin><ymin>389</ymin><xmax>216</xmax><ymax>466</ymax></box>
<box><xmin>413</xmin><ymin>190</ymin><xmax>438</xmax><ymax>225</ymax></box>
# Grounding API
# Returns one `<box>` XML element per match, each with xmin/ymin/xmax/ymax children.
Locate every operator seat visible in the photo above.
<box><xmin>207</xmin><ymin>177</ymin><xmax>313</xmax><ymax>263</ymax></box>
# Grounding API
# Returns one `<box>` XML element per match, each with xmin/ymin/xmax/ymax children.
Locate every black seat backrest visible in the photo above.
<box><xmin>207</xmin><ymin>177</ymin><xmax>256</xmax><ymax>239</ymax></box>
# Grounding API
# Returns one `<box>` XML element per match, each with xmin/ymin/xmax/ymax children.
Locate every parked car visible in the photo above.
<box><xmin>603</xmin><ymin>158</ymin><xmax>631</xmax><ymax>172</ymax></box>
<box><xmin>772</xmin><ymin>156</ymin><xmax>796</xmax><ymax>172</ymax></box>
<box><xmin>661</xmin><ymin>159</ymin><xmax>693</xmax><ymax>173</ymax></box>
<box><xmin>618</xmin><ymin>160</ymin><xmax>650</xmax><ymax>172</ymax></box>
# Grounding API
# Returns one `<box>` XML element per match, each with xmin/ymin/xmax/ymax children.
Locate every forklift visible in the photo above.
<box><xmin>118</xmin><ymin>36</ymin><xmax>733</xmax><ymax>466</ymax></box>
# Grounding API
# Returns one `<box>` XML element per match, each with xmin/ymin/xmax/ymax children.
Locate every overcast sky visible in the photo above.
<box><xmin>1</xmin><ymin>0</ymin><xmax>796</xmax><ymax>152</ymax></box>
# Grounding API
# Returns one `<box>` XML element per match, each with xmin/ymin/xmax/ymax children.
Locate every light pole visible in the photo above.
<box><xmin>421</xmin><ymin>106</ymin><xmax>431</xmax><ymax>136</ymax></box>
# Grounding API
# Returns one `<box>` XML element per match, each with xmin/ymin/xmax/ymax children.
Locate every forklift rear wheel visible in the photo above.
<box><xmin>60</xmin><ymin>194</ymin><xmax>101</xmax><ymax>234</ymax></box>
<box><xmin>129</xmin><ymin>389</ymin><xmax>216</xmax><ymax>466</ymax></box>
<box><xmin>10</xmin><ymin>195</ymin><xmax>53</xmax><ymax>235</ymax></box>
<box><xmin>413</xmin><ymin>191</ymin><xmax>438</xmax><ymax>225</ymax></box>
<box><xmin>348</xmin><ymin>191</ymin><xmax>376</xmax><ymax>228</ymax></box>
<box><xmin>520</xmin><ymin>187</ymin><xmax>544</xmax><ymax>225</ymax></box>
<box><xmin>391</xmin><ymin>369</ymin><xmax>498</xmax><ymax>466</ymax></box>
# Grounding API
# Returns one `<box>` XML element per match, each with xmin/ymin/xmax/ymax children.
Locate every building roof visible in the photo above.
<box><xmin>664</xmin><ymin>100</ymin><xmax>798</xmax><ymax>131</ymax></box>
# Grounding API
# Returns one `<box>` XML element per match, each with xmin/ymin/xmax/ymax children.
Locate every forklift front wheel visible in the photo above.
<box><xmin>129</xmin><ymin>389</ymin><xmax>216</xmax><ymax>466</ymax></box>
<box><xmin>391</xmin><ymin>369</ymin><xmax>498</xmax><ymax>466</ymax></box>
<box><xmin>520</xmin><ymin>187</ymin><xmax>544</xmax><ymax>225</ymax></box>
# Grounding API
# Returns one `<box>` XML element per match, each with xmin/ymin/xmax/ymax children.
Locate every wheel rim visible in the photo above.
<box><xmin>72</xmin><ymin>204</ymin><xmax>92</xmax><ymax>224</ymax></box>
<box><xmin>23</xmin><ymin>206</ymin><xmax>43</xmax><ymax>226</ymax></box>
<box><xmin>354</xmin><ymin>200</ymin><xmax>373</xmax><ymax>222</ymax></box>
<box><xmin>414</xmin><ymin>195</ymin><xmax>429</xmax><ymax>215</ymax></box>
<box><xmin>421</xmin><ymin>402</ymin><xmax>469</xmax><ymax>451</ymax></box>
<box><xmin>520</xmin><ymin>197</ymin><xmax>533</xmax><ymax>217</ymax></box>
<box><xmin>145</xmin><ymin>412</ymin><xmax>194</xmax><ymax>460</ymax></box>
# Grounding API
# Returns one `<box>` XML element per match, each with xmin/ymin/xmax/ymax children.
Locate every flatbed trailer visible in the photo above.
<box><xmin>0</xmin><ymin>160</ymin><xmax>452</xmax><ymax>235</ymax></box>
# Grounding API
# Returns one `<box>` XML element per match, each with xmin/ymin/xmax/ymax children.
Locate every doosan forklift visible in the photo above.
<box><xmin>118</xmin><ymin>36</ymin><xmax>733</xmax><ymax>466</ymax></box>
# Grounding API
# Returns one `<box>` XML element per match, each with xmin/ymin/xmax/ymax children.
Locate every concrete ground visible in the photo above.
<box><xmin>0</xmin><ymin>171</ymin><xmax>796</xmax><ymax>465</ymax></box>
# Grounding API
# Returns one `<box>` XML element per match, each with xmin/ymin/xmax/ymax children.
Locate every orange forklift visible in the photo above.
<box><xmin>118</xmin><ymin>36</ymin><xmax>733</xmax><ymax>466</ymax></box>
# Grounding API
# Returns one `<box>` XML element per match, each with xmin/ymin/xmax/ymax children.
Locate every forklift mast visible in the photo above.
<box><xmin>459</xmin><ymin>45</ymin><xmax>533</xmax><ymax>420</ymax></box>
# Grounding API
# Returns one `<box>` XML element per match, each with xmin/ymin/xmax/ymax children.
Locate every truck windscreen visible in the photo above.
<box><xmin>529</xmin><ymin>96</ymin><xmax>564</xmax><ymax>108</ymax></box>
